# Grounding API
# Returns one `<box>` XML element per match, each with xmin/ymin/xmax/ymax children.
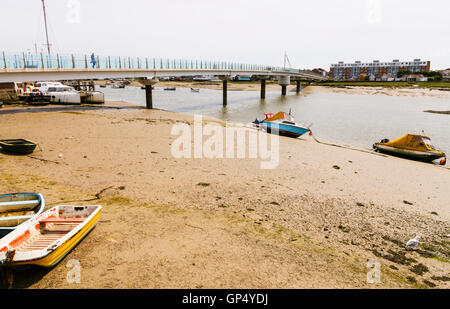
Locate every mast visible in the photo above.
<box><xmin>284</xmin><ymin>51</ymin><xmax>292</xmax><ymax>69</ymax></box>
<box><xmin>41</xmin><ymin>0</ymin><xmax>51</xmax><ymax>54</ymax></box>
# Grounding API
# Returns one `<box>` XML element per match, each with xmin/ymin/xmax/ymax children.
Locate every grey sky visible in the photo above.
<box><xmin>2</xmin><ymin>0</ymin><xmax>449</xmax><ymax>70</ymax></box>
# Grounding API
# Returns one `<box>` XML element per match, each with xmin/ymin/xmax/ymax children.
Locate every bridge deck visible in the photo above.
<box><xmin>0</xmin><ymin>52</ymin><xmax>328</xmax><ymax>83</ymax></box>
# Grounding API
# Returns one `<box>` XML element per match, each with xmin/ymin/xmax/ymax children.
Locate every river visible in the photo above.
<box><xmin>100</xmin><ymin>86</ymin><xmax>450</xmax><ymax>154</ymax></box>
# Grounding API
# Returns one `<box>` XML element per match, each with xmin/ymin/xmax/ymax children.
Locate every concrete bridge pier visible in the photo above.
<box><xmin>138</xmin><ymin>78</ymin><xmax>159</xmax><ymax>109</ymax></box>
<box><xmin>259</xmin><ymin>76</ymin><xmax>269</xmax><ymax>99</ymax></box>
<box><xmin>261</xmin><ymin>79</ymin><xmax>266</xmax><ymax>99</ymax></box>
<box><xmin>145</xmin><ymin>85</ymin><xmax>153</xmax><ymax>109</ymax></box>
<box><xmin>223</xmin><ymin>80</ymin><xmax>227</xmax><ymax>105</ymax></box>
<box><xmin>278</xmin><ymin>76</ymin><xmax>290</xmax><ymax>96</ymax></box>
<box><xmin>296</xmin><ymin>80</ymin><xmax>301</xmax><ymax>93</ymax></box>
<box><xmin>219</xmin><ymin>76</ymin><xmax>231</xmax><ymax>106</ymax></box>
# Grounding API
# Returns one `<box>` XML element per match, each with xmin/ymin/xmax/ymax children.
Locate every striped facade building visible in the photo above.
<box><xmin>329</xmin><ymin>59</ymin><xmax>431</xmax><ymax>80</ymax></box>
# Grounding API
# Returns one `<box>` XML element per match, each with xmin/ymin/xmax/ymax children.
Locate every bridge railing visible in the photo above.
<box><xmin>1</xmin><ymin>52</ymin><xmax>327</xmax><ymax>79</ymax></box>
<box><xmin>1</xmin><ymin>52</ymin><xmax>287</xmax><ymax>72</ymax></box>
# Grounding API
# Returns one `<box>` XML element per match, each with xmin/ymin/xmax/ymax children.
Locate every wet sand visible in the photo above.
<box><xmin>304</xmin><ymin>85</ymin><xmax>450</xmax><ymax>99</ymax></box>
<box><xmin>0</xmin><ymin>101</ymin><xmax>449</xmax><ymax>289</ymax></box>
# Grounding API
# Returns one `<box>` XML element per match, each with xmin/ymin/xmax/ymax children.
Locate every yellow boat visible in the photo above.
<box><xmin>0</xmin><ymin>205</ymin><xmax>101</xmax><ymax>267</ymax></box>
<box><xmin>373</xmin><ymin>134</ymin><xmax>446</xmax><ymax>165</ymax></box>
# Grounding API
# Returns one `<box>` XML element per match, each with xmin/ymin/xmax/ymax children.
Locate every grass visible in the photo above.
<box><xmin>313</xmin><ymin>81</ymin><xmax>450</xmax><ymax>89</ymax></box>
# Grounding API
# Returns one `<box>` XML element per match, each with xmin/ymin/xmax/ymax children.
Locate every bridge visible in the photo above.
<box><xmin>0</xmin><ymin>52</ymin><xmax>328</xmax><ymax>108</ymax></box>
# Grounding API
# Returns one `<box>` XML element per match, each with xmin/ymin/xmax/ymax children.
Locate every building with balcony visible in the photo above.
<box><xmin>329</xmin><ymin>59</ymin><xmax>431</xmax><ymax>81</ymax></box>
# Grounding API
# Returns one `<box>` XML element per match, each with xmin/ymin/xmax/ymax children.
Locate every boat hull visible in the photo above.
<box><xmin>0</xmin><ymin>193</ymin><xmax>45</xmax><ymax>238</ymax></box>
<box><xmin>261</xmin><ymin>122</ymin><xmax>310</xmax><ymax>138</ymax></box>
<box><xmin>48</xmin><ymin>92</ymin><xmax>81</xmax><ymax>105</ymax></box>
<box><xmin>0</xmin><ymin>139</ymin><xmax>37</xmax><ymax>155</ymax></box>
<box><xmin>13</xmin><ymin>210</ymin><xmax>101</xmax><ymax>267</ymax></box>
<box><xmin>0</xmin><ymin>205</ymin><xmax>102</xmax><ymax>267</ymax></box>
<box><xmin>374</xmin><ymin>144</ymin><xmax>445</xmax><ymax>162</ymax></box>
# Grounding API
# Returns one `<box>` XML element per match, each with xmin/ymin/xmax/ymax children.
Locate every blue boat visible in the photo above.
<box><xmin>254</xmin><ymin>112</ymin><xmax>310</xmax><ymax>138</ymax></box>
<box><xmin>0</xmin><ymin>193</ymin><xmax>45</xmax><ymax>238</ymax></box>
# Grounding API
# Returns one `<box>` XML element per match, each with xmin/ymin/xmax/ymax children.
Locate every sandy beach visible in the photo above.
<box><xmin>304</xmin><ymin>85</ymin><xmax>450</xmax><ymax>99</ymax></box>
<box><xmin>0</xmin><ymin>102</ymin><xmax>449</xmax><ymax>289</ymax></box>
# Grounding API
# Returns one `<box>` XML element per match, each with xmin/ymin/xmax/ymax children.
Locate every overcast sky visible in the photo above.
<box><xmin>2</xmin><ymin>0</ymin><xmax>449</xmax><ymax>70</ymax></box>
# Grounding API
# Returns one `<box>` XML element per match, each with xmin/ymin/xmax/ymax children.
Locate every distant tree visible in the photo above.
<box><xmin>397</xmin><ymin>70</ymin><xmax>412</xmax><ymax>78</ymax></box>
<box><xmin>422</xmin><ymin>71</ymin><xmax>443</xmax><ymax>81</ymax></box>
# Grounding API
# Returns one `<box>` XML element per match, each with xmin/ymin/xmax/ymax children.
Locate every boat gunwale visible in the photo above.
<box><xmin>0</xmin><ymin>205</ymin><xmax>102</xmax><ymax>265</ymax></box>
<box><xmin>0</xmin><ymin>193</ymin><xmax>45</xmax><ymax>230</ymax></box>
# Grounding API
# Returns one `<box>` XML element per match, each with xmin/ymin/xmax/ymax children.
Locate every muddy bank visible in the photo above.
<box><xmin>0</xmin><ymin>102</ymin><xmax>448</xmax><ymax>289</ymax></box>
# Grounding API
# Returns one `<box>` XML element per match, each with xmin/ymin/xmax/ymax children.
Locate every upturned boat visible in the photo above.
<box><xmin>254</xmin><ymin>112</ymin><xmax>310</xmax><ymax>138</ymax></box>
<box><xmin>0</xmin><ymin>193</ymin><xmax>45</xmax><ymax>238</ymax></box>
<box><xmin>373</xmin><ymin>134</ymin><xmax>446</xmax><ymax>165</ymax></box>
<box><xmin>0</xmin><ymin>139</ymin><xmax>37</xmax><ymax>155</ymax></box>
<box><xmin>0</xmin><ymin>205</ymin><xmax>102</xmax><ymax>267</ymax></box>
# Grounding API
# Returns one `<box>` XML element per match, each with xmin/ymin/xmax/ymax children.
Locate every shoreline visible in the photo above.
<box><xmin>0</xmin><ymin>101</ymin><xmax>449</xmax><ymax>289</ymax></box>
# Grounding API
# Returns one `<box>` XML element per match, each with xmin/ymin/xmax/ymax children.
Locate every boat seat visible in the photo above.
<box><xmin>39</xmin><ymin>218</ymin><xmax>85</xmax><ymax>224</ymax></box>
<box><xmin>39</xmin><ymin>218</ymin><xmax>85</xmax><ymax>233</ymax></box>
<box><xmin>0</xmin><ymin>200</ymin><xmax>39</xmax><ymax>208</ymax></box>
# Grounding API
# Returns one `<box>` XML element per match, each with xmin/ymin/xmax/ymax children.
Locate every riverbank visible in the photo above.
<box><xmin>93</xmin><ymin>80</ymin><xmax>450</xmax><ymax>98</ymax></box>
<box><xmin>0</xmin><ymin>101</ymin><xmax>448</xmax><ymax>289</ymax></box>
<box><xmin>304</xmin><ymin>85</ymin><xmax>450</xmax><ymax>99</ymax></box>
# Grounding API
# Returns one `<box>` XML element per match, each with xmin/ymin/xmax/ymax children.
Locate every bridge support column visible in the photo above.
<box><xmin>296</xmin><ymin>80</ymin><xmax>301</xmax><ymax>93</ymax></box>
<box><xmin>278</xmin><ymin>76</ymin><xmax>290</xmax><ymax>96</ymax></box>
<box><xmin>260</xmin><ymin>79</ymin><xmax>266</xmax><ymax>99</ymax></box>
<box><xmin>138</xmin><ymin>77</ymin><xmax>159</xmax><ymax>109</ymax></box>
<box><xmin>145</xmin><ymin>85</ymin><xmax>153</xmax><ymax>109</ymax></box>
<box><xmin>223</xmin><ymin>80</ymin><xmax>228</xmax><ymax>106</ymax></box>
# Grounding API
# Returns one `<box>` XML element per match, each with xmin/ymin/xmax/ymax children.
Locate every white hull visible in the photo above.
<box><xmin>83</xmin><ymin>91</ymin><xmax>104</xmax><ymax>104</ymax></box>
<box><xmin>48</xmin><ymin>91</ymin><xmax>81</xmax><ymax>105</ymax></box>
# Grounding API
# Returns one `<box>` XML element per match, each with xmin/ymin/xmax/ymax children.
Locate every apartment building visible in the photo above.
<box><xmin>329</xmin><ymin>59</ymin><xmax>431</xmax><ymax>80</ymax></box>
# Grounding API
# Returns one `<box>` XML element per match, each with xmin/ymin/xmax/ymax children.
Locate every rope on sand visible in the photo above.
<box><xmin>309</xmin><ymin>131</ymin><xmax>388</xmax><ymax>158</ymax></box>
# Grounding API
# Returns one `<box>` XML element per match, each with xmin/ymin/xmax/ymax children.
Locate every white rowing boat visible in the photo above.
<box><xmin>0</xmin><ymin>205</ymin><xmax>102</xmax><ymax>267</ymax></box>
<box><xmin>0</xmin><ymin>193</ymin><xmax>45</xmax><ymax>237</ymax></box>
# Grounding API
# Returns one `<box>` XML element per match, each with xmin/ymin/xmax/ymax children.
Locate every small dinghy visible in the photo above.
<box><xmin>164</xmin><ymin>87</ymin><xmax>176</xmax><ymax>91</ymax></box>
<box><xmin>0</xmin><ymin>139</ymin><xmax>37</xmax><ymax>155</ymax></box>
<box><xmin>254</xmin><ymin>111</ymin><xmax>310</xmax><ymax>139</ymax></box>
<box><xmin>0</xmin><ymin>205</ymin><xmax>102</xmax><ymax>267</ymax></box>
<box><xmin>373</xmin><ymin>134</ymin><xmax>446</xmax><ymax>165</ymax></box>
<box><xmin>0</xmin><ymin>193</ymin><xmax>45</xmax><ymax>238</ymax></box>
<box><xmin>191</xmin><ymin>88</ymin><xmax>200</xmax><ymax>93</ymax></box>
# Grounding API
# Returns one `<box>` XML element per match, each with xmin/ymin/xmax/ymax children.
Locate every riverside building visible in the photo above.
<box><xmin>329</xmin><ymin>59</ymin><xmax>431</xmax><ymax>81</ymax></box>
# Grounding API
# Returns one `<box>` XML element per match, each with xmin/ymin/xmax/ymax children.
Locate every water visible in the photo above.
<box><xmin>100</xmin><ymin>86</ymin><xmax>450</xmax><ymax>154</ymax></box>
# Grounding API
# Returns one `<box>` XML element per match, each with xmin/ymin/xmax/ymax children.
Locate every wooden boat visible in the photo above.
<box><xmin>0</xmin><ymin>193</ymin><xmax>45</xmax><ymax>238</ymax></box>
<box><xmin>373</xmin><ymin>134</ymin><xmax>446</xmax><ymax>165</ymax></box>
<box><xmin>0</xmin><ymin>139</ymin><xmax>37</xmax><ymax>155</ymax></box>
<box><xmin>0</xmin><ymin>205</ymin><xmax>102</xmax><ymax>267</ymax></box>
<box><xmin>254</xmin><ymin>112</ymin><xmax>310</xmax><ymax>138</ymax></box>
<box><xmin>191</xmin><ymin>88</ymin><xmax>200</xmax><ymax>93</ymax></box>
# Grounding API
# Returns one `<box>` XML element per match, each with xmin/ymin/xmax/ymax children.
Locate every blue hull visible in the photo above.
<box><xmin>261</xmin><ymin>122</ymin><xmax>310</xmax><ymax>138</ymax></box>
